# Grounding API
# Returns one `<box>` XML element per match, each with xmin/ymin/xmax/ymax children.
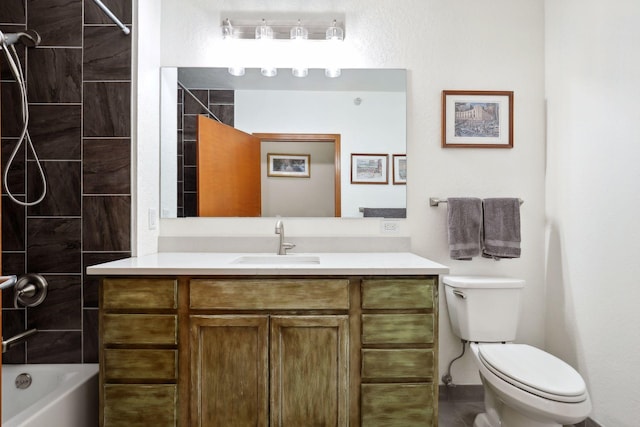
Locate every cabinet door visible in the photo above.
<box><xmin>190</xmin><ymin>315</ymin><xmax>269</xmax><ymax>427</ymax></box>
<box><xmin>270</xmin><ymin>315</ymin><xmax>349</xmax><ymax>427</ymax></box>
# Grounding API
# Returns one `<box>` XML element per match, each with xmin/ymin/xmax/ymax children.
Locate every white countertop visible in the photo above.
<box><xmin>86</xmin><ymin>252</ymin><xmax>449</xmax><ymax>276</ymax></box>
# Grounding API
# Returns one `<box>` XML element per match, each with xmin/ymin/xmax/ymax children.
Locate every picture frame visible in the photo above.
<box><xmin>392</xmin><ymin>154</ymin><xmax>407</xmax><ymax>185</ymax></box>
<box><xmin>442</xmin><ymin>90</ymin><xmax>514</xmax><ymax>148</ymax></box>
<box><xmin>267</xmin><ymin>153</ymin><xmax>310</xmax><ymax>178</ymax></box>
<box><xmin>351</xmin><ymin>153</ymin><xmax>388</xmax><ymax>184</ymax></box>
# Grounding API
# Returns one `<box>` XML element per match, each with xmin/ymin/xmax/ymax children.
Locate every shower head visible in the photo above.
<box><xmin>0</xmin><ymin>30</ymin><xmax>41</xmax><ymax>48</ymax></box>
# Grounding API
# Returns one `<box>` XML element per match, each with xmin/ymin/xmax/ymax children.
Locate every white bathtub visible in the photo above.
<box><xmin>2</xmin><ymin>364</ymin><xmax>99</xmax><ymax>427</ymax></box>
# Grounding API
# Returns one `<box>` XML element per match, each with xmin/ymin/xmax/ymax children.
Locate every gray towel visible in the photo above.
<box><xmin>482</xmin><ymin>198</ymin><xmax>521</xmax><ymax>259</ymax></box>
<box><xmin>447</xmin><ymin>198</ymin><xmax>483</xmax><ymax>260</ymax></box>
<box><xmin>363</xmin><ymin>208</ymin><xmax>406</xmax><ymax>218</ymax></box>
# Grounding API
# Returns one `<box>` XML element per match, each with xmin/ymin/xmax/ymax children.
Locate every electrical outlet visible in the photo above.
<box><xmin>381</xmin><ymin>220</ymin><xmax>399</xmax><ymax>234</ymax></box>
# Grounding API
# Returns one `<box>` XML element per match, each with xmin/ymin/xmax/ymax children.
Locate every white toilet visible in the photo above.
<box><xmin>442</xmin><ymin>276</ymin><xmax>591</xmax><ymax>427</ymax></box>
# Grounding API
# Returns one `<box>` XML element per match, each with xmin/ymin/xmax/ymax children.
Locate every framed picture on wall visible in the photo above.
<box><xmin>442</xmin><ymin>90</ymin><xmax>514</xmax><ymax>148</ymax></box>
<box><xmin>351</xmin><ymin>153</ymin><xmax>388</xmax><ymax>184</ymax></box>
<box><xmin>267</xmin><ymin>153</ymin><xmax>310</xmax><ymax>178</ymax></box>
<box><xmin>392</xmin><ymin>154</ymin><xmax>407</xmax><ymax>185</ymax></box>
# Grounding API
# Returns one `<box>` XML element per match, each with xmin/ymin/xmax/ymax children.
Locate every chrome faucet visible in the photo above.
<box><xmin>2</xmin><ymin>328</ymin><xmax>38</xmax><ymax>353</ymax></box>
<box><xmin>1</xmin><ymin>275</ymin><xmax>41</xmax><ymax>353</ymax></box>
<box><xmin>275</xmin><ymin>220</ymin><xmax>295</xmax><ymax>255</ymax></box>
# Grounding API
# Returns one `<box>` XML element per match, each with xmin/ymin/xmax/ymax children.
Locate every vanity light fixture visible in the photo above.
<box><xmin>220</xmin><ymin>17</ymin><xmax>344</xmax><ymax>78</ymax></box>
<box><xmin>220</xmin><ymin>17</ymin><xmax>344</xmax><ymax>41</ymax></box>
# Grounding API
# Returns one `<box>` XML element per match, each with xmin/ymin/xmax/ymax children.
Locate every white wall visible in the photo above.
<box><xmin>545</xmin><ymin>1</ymin><xmax>640</xmax><ymax>425</ymax></box>
<box><xmin>147</xmin><ymin>0</ymin><xmax>546</xmax><ymax>385</ymax></box>
<box><xmin>133</xmin><ymin>0</ymin><xmax>162</xmax><ymax>255</ymax></box>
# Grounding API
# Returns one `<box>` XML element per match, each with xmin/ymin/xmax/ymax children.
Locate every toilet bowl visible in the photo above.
<box><xmin>470</xmin><ymin>343</ymin><xmax>591</xmax><ymax>427</ymax></box>
<box><xmin>442</xmin><ymin>275</ymin><xmax>591</xmax><ymax>427</ymax></box>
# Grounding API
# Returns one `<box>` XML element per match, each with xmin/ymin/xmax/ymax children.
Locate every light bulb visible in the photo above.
<box><xmin>261</xmin><ymin>67</ymin><xmax>277</xmax><ymax>77</ymax></box>
<box><xmin>228</xmin><ymin>67</ymin><xmax>245</xmax><ymax>77</ymax></box>
<box><xmin>292</xmin><ymin>67</ymin><xmax>308</xmax><ymax>78</ymax></box>
<box><xmin>221</xmin><ymin>18</ymin><xmax>234</xmax><ymax>39</ymax></box>
<box><xmin>326</xmin><ymin>20</ymin><xmax>344</xmax><ymax>41</ymax></box>
<box><xmin>325</xmin><ymin>67</ymin><xmax>341</xmax><ymax>78</ymax></box>
<box><xmin>290</xmin><ymin>20</ymin><xmax>308</xmax><ymax>40</ymax></box>
<box><xmin>255</xmin><ymin>19</ymin><xmax>274</xmax><ymax>40</ymax></box>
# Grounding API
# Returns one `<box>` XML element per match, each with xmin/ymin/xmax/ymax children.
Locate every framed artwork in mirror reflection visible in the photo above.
<box><xmin>442</xmin><ymin>90</ymin><xmax>514</xmax><ymax>148</ymax></box>
<box><xmin>351</xmin><ymin>153</ymin><xmax>388</xmax><ymax>184</ymax></box>
<box><xmin>267</xmin><ymin>153</ymin><xmax>310</xmax><ymax>178</ymax></box>
<box><xmin>392</xmin><ymin>154</ymin><xmax>406</xmax><ymax>185</ymax></box>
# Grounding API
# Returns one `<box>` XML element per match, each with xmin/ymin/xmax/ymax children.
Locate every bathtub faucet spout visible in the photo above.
<box><xmin>2</xmin><ymin>328</ymin><xmax>37</xmax><ymax>353</ymax></box>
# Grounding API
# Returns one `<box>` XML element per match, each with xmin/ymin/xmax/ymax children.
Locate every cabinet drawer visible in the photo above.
<box><xmin>103</xmin><ymin>384</ymin><xmax>177</xmax><ymax>426</ymax></box>
<box><xmin>190</xmin><ymin>279</ymin><xmax>349</xmax><ymax>310</ymax></box>
<box><xmin>362</xmin><ymin>314</ymin><xmax>434</xmax><ymax>345</ymax></box>
<box><xmin>103</xmin><ymin>278</ymin><xmax>177</xmax><ymax>310</ymax></box>
<box><xmin>103</xmin><ymin>314</ymin><xmax>177</xmax><ymax>345</ymax></box>
<box><xmin>362</xmin><ymin>349</ymin><xmax>434</xmax><ymax>380</ymax></box>
<box><xmin>362</xmin><ymin>279</ymin><xmax>434</xmax><ymax>309</ymax></box>
<box><xmin>361</xmin><ymin>383</ymin><xmax>434</xmax><ymax>427</ymax></box>
<box><xmin>104</xmin><ymin>349</ymin><xmax>178</xmax><ymax>381</ymax></box>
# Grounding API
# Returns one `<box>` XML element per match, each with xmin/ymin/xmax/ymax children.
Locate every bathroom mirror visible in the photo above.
<box><xmin>160</xmin><ymin>67</ymin><xmax>406</xmax><ymax>218</ymax></box>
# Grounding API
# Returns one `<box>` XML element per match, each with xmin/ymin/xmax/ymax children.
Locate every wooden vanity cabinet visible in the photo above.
<box><xmin>99</xmin><ymin>278</ymin><xmax>179</xmax><ymax>427</ymax></box>
<box><xmin>360</xmin><ymin>278</ymin><xmax>438</xmax><ymax>426</ymax></box>
<box><xmin>99</xmin><ymin>275</ymin><xmax>438</xmax><ymax>426</ymax></box>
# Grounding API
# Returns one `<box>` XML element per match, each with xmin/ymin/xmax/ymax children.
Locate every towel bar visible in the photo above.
<box><xmin>430</xmin><ymin>197</ymin><xmax>523</xmax><ymax>207</ymax></box>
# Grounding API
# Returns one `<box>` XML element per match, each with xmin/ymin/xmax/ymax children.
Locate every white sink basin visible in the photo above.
<box><xmin>232</xmin><ymin>255</ymin><xmax>321</xmax><ymax>265</ymax></box>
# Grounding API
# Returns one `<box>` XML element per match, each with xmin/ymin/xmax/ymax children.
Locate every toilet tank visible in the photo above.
<box><xmin>443</xmin><ymin>276</ymin><xmax>525</xmax><ymax>342</ymax></box>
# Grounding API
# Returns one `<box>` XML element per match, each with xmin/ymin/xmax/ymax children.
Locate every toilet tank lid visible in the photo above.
<box><xmin>442</xmin><ymin>275</ymin><xmax>525</xmax><ymax>289</ymax></box>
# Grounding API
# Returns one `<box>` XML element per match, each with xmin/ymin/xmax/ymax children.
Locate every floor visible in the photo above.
<box><xmin>439</xmin><ymin>399</ymin><xmax>486</xmax><ymax>426</ymax></box>
<box><xmin>438</xmin><ymin>387</ymin><xmax>589</xmax><ymax>427</ymax></box>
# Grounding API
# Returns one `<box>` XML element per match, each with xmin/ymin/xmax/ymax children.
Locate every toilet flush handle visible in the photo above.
<box><xmin>452</xmin><ymin>289</ymin><xmax>467</xmax><ymax>299</ymax></box>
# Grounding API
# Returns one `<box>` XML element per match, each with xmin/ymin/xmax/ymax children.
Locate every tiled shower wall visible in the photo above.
<box><xmin>1</xmin><ymin>0</ymin><xmax>132</xmax><ymax>363</ymax></box>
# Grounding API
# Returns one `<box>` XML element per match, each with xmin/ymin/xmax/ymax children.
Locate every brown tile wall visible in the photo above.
<box><xmin>1</xmin><ymin>0</ymin><xmax>132</xmax><ymax>363</ymax></box>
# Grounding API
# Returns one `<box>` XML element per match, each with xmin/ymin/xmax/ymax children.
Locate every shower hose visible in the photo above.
<box><xmin>0</xmin><ymin>30</ymin><xmax>47</xmax><ymax>206</ymax></box>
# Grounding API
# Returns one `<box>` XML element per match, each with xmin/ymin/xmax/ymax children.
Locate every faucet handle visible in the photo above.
<box><xmin>281</xmin><ymin>242</ymin><xmax>296</xmax><ymax>255</ymax></box>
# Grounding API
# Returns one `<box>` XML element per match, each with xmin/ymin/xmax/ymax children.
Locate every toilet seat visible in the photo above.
<box><xmin>476</xmin><ymin>343</ymin><xmax>587</xmax><ymax>403</ymax></box>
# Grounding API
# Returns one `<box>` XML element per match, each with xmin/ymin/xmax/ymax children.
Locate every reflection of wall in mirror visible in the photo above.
<box><xmin>236</xmin><ymin>90</ymin><xmax>406</xmax><ymax>217</ymax></box>
<box><xmin>262</xmin><ymin>142</ymin><xmax>334</xmax><ymax>217</ymax></box>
